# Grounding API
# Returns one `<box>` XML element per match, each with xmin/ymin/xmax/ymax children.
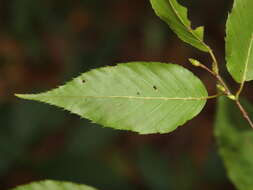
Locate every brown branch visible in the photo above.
<box><xmin>235</xmin><ymin>100</ymin><xmax>253</xmax><ymax>129</ymax></box>
<box><xmin>191</xmin><ymin>47</ymin><xmax>253</xmax><ymax>129</ymax></box>
<box><xmin>194</xmin><ymin>62</ymin><xmax>232</xmax><ymax>96</ymax></box>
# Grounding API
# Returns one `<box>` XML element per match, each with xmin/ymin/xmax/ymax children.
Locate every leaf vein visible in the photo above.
<box><xmin>35</xmin><ymin>95</ymin><xmax>210</xmax><ymax>101</ymax></box>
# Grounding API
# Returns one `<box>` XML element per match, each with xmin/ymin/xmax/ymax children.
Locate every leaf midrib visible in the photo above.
<box><xmin>22</xmin><ymin>95</ymin><xmax>208</xmax><ymax>101</ymax></box>
<box><xmin>241</xmin><ymin>34</ymin><xmax>253</xmax><ymax>82</ymax></box>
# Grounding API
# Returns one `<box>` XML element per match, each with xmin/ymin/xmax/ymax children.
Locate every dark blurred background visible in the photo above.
<box><xmin>0</xmin><ymin>0</ymin><xmax>242</xmax><ymax>189</ymax></box>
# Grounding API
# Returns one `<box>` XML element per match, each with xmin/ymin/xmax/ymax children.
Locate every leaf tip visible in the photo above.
<box><xmin>14</xmin><ymin>93</ymin><xmax>35</xmax><ymax>100</ymax></box>
<box><xmin>15</xmin><ymin>93</ymin><xmax>25</xmax><ymax>99</ymax></box>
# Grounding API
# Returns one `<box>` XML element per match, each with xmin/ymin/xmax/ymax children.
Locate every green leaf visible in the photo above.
<box><xmin>16</xmin><ymin>62</ymin><xmax>207</xmax><ymax>134</ymax></box>
<box><xmin>215</xmin><ymin>97</ymin><xmax>253</xmax><ymax>190</ymax></box>
<box><xmin>10</xmin><ymin>180</ymin><xmax>98</xmax><ymax>190</ymax></box>
<box><xmin>226</xmin><ymin>0</ymin><xmax>253</xmax><ymax>83</ymax></box>
<box><xmin>150</xmin><ymin>0</ymin><xmax>209</xmax><ymax>52</ymax></box>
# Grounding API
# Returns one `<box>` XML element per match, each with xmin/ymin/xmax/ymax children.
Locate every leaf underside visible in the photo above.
<box><xmin>16</xmin><ymin>62</ymin><xmax>207</xmax><ymax>134</ymax></box>
<box><xmin>11</xmin><ymin>180</ymin><xmax>98</xmax><ymax>190</ymax></box>
<box><xmin>215</xmin><ymin>97</ymin><xmax>253</xmax><ymax>190</ymax></box>
<box><xmin>150</xmin><ymin>0</ymin><xmax>209</xmax><ymax>52</ymax></box>
<box><xmin>226</xmin><ymin>0</ymin><xmax>253</xmax><ymax>83</ymax></box>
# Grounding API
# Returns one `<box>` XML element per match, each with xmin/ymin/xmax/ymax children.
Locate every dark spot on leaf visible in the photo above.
<box><xmin>82</xmin><ymin>79</ymin><xmax>86</xmax><ymax>83</ymax></box>
<box><xmin>153</xmin><ymin>85</ymin><xmax>157</xmax><ymax>90</ymax></box>
<box><xmin>137</xmin><ymin>92</ymin><xmax>140</xmax><ymax>95</ymax></box>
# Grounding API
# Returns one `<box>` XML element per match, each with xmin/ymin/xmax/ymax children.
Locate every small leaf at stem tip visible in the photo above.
<box><xmin>188</xmin><ymin>58</ymin><xmax>201</xmax><ymax>67</ymax></box>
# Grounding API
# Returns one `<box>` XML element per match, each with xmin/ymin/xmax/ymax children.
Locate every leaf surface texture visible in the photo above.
<box><xmin>215</xmin><ymin>97</ymin><xmax>253</xmax><ymax>190</ymax></box>
<box><xmin>16</xmin><ymin>62</ymin><xmax>207</xmax><ymax>134</ymax></box>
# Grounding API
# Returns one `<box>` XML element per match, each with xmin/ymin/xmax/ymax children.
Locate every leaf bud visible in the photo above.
<box><xmin>228</xmin><ymin>94</ymin><xmax>236</xmax><ymax>100</ymax></box>
<box><xmin>216</xmin><ymin>84</ymin><xmax>226</xmax><ymax>93</ymax></box>
<box><xmin>188</xmin><ymin>58</ymin><xmax>201</xmax><ymax>67</ymax></box>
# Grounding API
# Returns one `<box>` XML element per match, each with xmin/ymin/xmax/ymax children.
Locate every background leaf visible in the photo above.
<box><xmin>16</xmin><ymin>62</ymin><xmax>207</xmax><ymax>134</ymax></box>
<box><xmin>215</xmin><ymin>97</ymin><xmax>253</xmax><ymax>190</ymax></box>
<box><xmin>150</xmin><ymin>0</ymin><xmax>209</xmax><ymax>52</ymax></box>
<box><xmin>226</xmin><ymin>0</ymin><xmax>253</xmax><ymax>83</ymax></box>
<box><xmin>10</xmin><ymin>180</ymin><xmax>98</xmax><ymax>190</ymax></box>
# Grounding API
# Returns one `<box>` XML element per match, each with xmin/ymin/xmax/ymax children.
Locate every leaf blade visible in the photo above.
<box><xmin>150</xmin><ymin>0</ymin><xmax>209</xmax><ymax>52</ymax></box>
<box><xmin>215</xmin><ymin>97</ymin><xmax>253</xmax><ymax>190</ymax></box>
<box><xmin>11</xmin><ymin>180</ymin><xmax>98</xmax><ymax>190</ymax></box>
<box><xmin>226</xmin><ymin>0</ymin><xmax>253</xmax><ymax>83</ymax></box>
<box><xmin>16</xmin><ymin>62</ymin><xmax>207</xmax><ymax>134</ymax></box>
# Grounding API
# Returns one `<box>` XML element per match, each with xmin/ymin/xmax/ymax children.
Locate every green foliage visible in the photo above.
<box><xmin>14</xmin><ymin>0</ymin><xmax>253</xmax><ymax>189</ymax></box>
<box><xmin>226</xmin><ymin>0</ymin><xmax>253</xmax><ymax>83</ymax></box>
<box><xmin>10</xmin><ymin>180</ymin><xmax>98</xmax><ymax>190</ymax></box>
<box><xmin>149</xmin><ymin>0</ymin><xmax>209</xmax><ymax>52</ymax></box>
<box><xmin>215</xmin><ymin>97</ymin><xmax>253</xmax><ymax>190</ymax></box>
<box><xmin>16</xmin><ymin>62</ymin><xmax>207</xmax><ymax>134</ymax></box>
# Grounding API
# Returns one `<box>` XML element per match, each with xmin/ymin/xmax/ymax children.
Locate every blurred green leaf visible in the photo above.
<box><xmin>34</xmin><ymin>122</ymin><xmax>131</xmax><ymax>190</ymax></box>
<box><xmin>215</xmin><ymin>97</ymin><xmax>253</xmax><ymax>190</ymax></box>
<box><xmin>136</xmin><ymin>145</ymin><xmax>198</xmax><ymax>190</ymax></box>
<box><xmin>10</xmin><ymin>180</ymin><xmax>98</xmax><ymax>190</ymax></box>
<box><xmin>10</xmin><ymin>101</ymin><xmax>66</xmax><ymax>145</ymax></box>
<box><xmin>0</xmin><ymin>102</ymin><xmax>66</xmax><ymax>177</ymax></box>
<box><xmin>37</xmin><ymin>146</ymin><xmax>133</xmax><ymax>190</ymax></box>
<box><xmin>65</xmin><ymin>121</ymin><xmax>118</xmax><ymax>156</ymax></box>
<box><xmin>136</xmin><ymin>146</ymin><xmax>174</xmax><ymax>190</ymax></box>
